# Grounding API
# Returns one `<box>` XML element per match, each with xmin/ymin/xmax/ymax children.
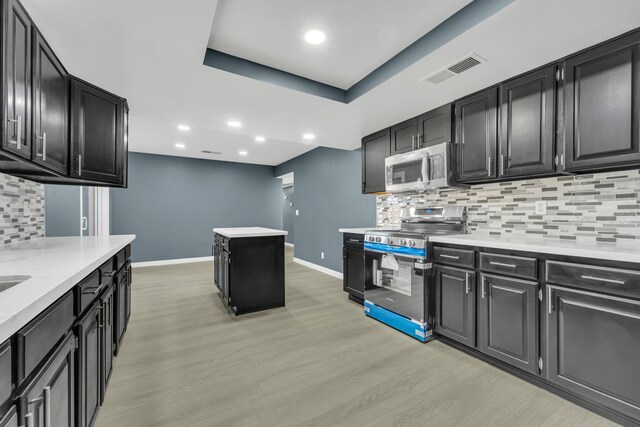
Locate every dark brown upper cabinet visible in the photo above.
<box><xmin>70</xmin><ymin>77</ymin><xmax>128</xmax><ymax>186</ymax></box>
<box><xmin>2</xmin><ymin>0</ymin><xmax>32</xmax><ymax>160</ymax></box>
<box><xmin>562</xmin><ymin>30</ymin><xmax>640</xmax><ymax>172</ymax></box>
<box><xmin>362</xmin><ymin>128</ymin><xmax>390</xmax><ymax>193</ymax></box>
<box><xmin>390</xmin><ymin>117</ymin><xmax>417</xmax><ymax>155</ymax></box>
<box><xmin>455</xmin><ymin>87</ymin><xmax>498</xmax><ymax>182</ymax></box>
<box><xmin>498</xmin><ymin>66</ymin><xmax>556</xmax><ymax>178</ymax></box>
<box><xmin>418</xmin><ymin>104</ymin><xmax>453</xmax><ymax>149</ymax></box>
<box><xmin>32</xmin><ymin>29</ymin><xmax>68</xmax><ymax>175</ymax></box>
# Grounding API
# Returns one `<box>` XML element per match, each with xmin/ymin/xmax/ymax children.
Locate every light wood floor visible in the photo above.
<box><xmin>96</xmin><ymin>247</ymin><xmax>616</xmax><ymax>427</ymax></box>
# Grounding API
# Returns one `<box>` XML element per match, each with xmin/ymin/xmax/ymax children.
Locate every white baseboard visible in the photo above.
<box><xmin>285</xmin><ymin>242</ymin><xmax>294</xmax><ymax>248</ymax></box>
<box><xmin>133</xmin><ymin>256</ymin><xmax>214</xmax><ymax>268</ymax></box>
<box><xmin>293</xmin><ymin>257</ymin><xmax>343</xmax><ymax>280</ymax></box>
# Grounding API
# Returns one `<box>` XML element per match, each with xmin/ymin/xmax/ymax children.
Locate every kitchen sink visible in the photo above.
<box><xmin>0</xmin><ymin>275</ymin><xmax>31</xmax><ymax>293</ymax></box>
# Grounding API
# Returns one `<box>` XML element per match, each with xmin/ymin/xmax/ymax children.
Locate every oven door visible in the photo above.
<box><xmin>385</xmin><ymin>149</ymin><xmax>429</xmax><ymax>193</ymax></box>
<box><xmin>364</xmin><ymin>243</ymin><xmax>429</xmax><ymax>323</ymax></box>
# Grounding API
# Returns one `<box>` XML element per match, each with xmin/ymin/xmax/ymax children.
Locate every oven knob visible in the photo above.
<box><xmin>400</xmin><ymin>239</ymin><xmax>407</xmax><ymax>246</ymax></box>
<box><xmin>387</xmin><ymin>238</ymin><xmax>394</xmax><ymax>245</ymax></box>
<box><xmin>376</xmin><ymin>237</ymin><xmax>382</xmax><ymax>243</ymax></box>
<box><xmin>408</xmin><ymin>240</ymin><xmax>416</xmax><ymax>247</ymax></box>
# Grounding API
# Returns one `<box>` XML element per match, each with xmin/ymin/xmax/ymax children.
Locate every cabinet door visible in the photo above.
<box><xmin>0</xmin><ymin>340</ymin><xmax>12</xmax><ymax>410</ymax></box>
<box><xmin>563</xmin><ymin>31</ymin><xmax>640</xmax><ymax>172</ymax></box>
<box><xmin>100</xmin><ymin>285</ymin><xmax>114</xmax><ymax>403</ymax></box>
<box><xmin>70</xmin><ymin>78</ymin><xmax>125</xmax><ymax>185</ymax></box>
<box><xmin>32</xmin><ymin>30</ymin><xmax>68</xmax><ymax>174</ymax></box>
<box><xmin>361</xmin><ymin>129</ymin><xmax>390</xmax><ymax>193</ymax></box>
<box><xmin>455</xmin><ymin>88</ymin><xmax>498</xmax><ymax>182</ymax></box>
<box><xmin>0</xmin><ymin>406</ymin><xmax>17</xmax><ymax>427</ymax></box>
<box><xmin>76</xmin><ymin>303</ymin><xmax>101</xmax><ymax>427</ymax></box>
<box><xmin>116</xmin><ymin>275</ymin><xmax>127</xmax><ymax>350</ymax></box>
<box><xmin>2</xmin><ymin>0</ymin><xmax>32</xmax><ymax>159</ymax></box>
<box><xmin>390</xmin><ymin>117</ymin><xmax>418</xmax><ymax>155</ymax></box>
<box><xmin>478</xmin><ymin>274</ymin><xmax>538</xmax><ymax>373</ymax></box>
<box><xmin>499</xmin><ymin>66</ymin><xmax>556</xmax><ymax>178</ymax></box>
<box><xmin>417</xmin><ymin>104</ymin><xmax>453</xmax><ymax>148</ymax></box>
<box><xmin>546</xmin><ymin>285</ymin><xmax>640</xmax><ymax>421</ymax></box>
<box><xmin>18</xmin><ymin>333</ymin><xmax>75</xmax><ymax>427</ymax></box>
<box><xmin>125</xmin><ymin>266</ymin><xmax>132</xmax><ymax>324</ymax></box>
<box><xmin>343</xmin><ymin>244</ymin><xmax>364</xmax><ymax>300</ymax></box>
<box><xmin>434</xmin><ymin>265</ymin><xmax>476</xmax><ymax>347</ymax></box>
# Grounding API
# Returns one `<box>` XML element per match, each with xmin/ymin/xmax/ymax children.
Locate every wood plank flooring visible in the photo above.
<box><xmin>96</xmin><ymin>247</ymin><xmax>616</xmax><ymax>426</ymax></box>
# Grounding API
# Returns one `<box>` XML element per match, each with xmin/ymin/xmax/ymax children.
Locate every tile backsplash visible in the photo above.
<box><xmin>0</xmin><ymin>173</ymin><xmax>45</xmax><ymax>244</ymax></box>
<box><xmin>377</xmin><ymin>169</ymin><xmax>640</xmax><ymax>243</ymax></box>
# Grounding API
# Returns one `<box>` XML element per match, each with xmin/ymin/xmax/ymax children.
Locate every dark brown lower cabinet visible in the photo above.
<box><xmin>434</xmin><ymin>265</ymin><xmax>476</xmax><ymax>347</ymax></box>
<box><xmin>343</xmin><ymin>234</ymin><xmax>366</xmax><ymax>303</ymax></box>
<box><xmin>17</xmin><ymin>333</ymin><xmax>75</xmax><ymax>427</ymax></box>
<box><xmin>76</xmin><ymin>300</ymin><xmax>101</xmax><ymax>427</ymax></box>
<box><xmin>478</xmin><ymin>274</ymin><xmax>538</xmax><ymax>374</ymax></box>
<box><xmin>546</xmin><ymin>285</ymin><xmax>640</xmax><ymax>421</ymax></box>
<box><xmin>100</xmin><ymin>285</ymin><xmax>115</xmax><ymax>402</ymax></box>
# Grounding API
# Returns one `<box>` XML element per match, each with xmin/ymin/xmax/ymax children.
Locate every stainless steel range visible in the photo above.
<box><xmin>364</xmin><ymin>205</ymin><xmax>466</xmax><ymax>342</ymax></box>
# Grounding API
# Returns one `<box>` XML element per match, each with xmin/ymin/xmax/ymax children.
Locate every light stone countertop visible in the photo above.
<box><xmin>213</xmin><ymin>227</ymin><xmax>288</xmax><ymax>238</ymax></box>
<box><xmin>0</xmin><ymin>235</ymin><xmax>135</xmax><ymax>343</ymax></box>
<box><xmin>429</xmin><ymin>233</ymin><xmax>640</xmax><ymax>264</ymax></box>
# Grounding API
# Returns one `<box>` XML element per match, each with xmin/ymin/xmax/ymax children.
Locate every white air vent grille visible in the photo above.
<box><xmin>421</xmin><ymin>53</ymin><xmax>486</xmax><ymax>84</ymax></box>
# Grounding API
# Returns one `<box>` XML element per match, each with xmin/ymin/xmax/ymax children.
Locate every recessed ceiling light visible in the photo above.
<box><xmin>175</xmin><ymin>143</ymin><xmax>185</xmax><ymax>149</ymax></box>
<box><xmin>177</xmin><ymin>124</ymin><xmax>190</xmax><ymax>131</ymax></box>
<box><xmin>227</xmin><ymin>120</ymin><xmax>242</xmax><ymax>128</ymax></box>
<box><xmin>255</xmin><ymin>136</ymin><xmax>266</xmax><ymax>142</ymax></box>
<box><xmin>304</xmin><ymin>30</ymin><xmax>326</xmax><ymax>45</ymax></box>
<box><xmin>303</xmin><ymin>133</ymin><xmax>316</xmax><ymax>140</ymax></box>
<box><xmin>239</xmin><ymin>150</ymin><xmax>248</xmax><ymax>156</ymax></box>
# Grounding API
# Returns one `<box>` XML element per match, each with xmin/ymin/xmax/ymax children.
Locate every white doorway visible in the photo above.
<box><xmin>80</xmin><ymin>186</ymin><xmax>110</xmax><ymax>236</ymax></box>
<box><xmin>277</xmin><ymin>172</ymin><xmax>294</xmax><ymax>248</ymax></box>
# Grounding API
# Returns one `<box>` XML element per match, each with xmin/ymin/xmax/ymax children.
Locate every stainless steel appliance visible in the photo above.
<box><xmin>384</xmin><ymin>142</ymin><xmax>458</xmax><ymax>193</ymax></box>
<box><xmin>364</xmin><ymin>206</ymin><xmax>466</xmax><ymax>341</ymax></box>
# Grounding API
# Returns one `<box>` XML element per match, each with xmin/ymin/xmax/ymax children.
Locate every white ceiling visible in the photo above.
<box><xmin>207</xmin><ymin>0</ymin><xmax>472</xmax><ymax>89</ymax></box>
<box><xmin>20</xmin><ymin>0</ymin><xmax>640</xmax><ymax>167</ymax></box>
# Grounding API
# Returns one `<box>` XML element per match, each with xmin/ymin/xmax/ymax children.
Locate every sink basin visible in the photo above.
<box><xmin>0</xmin><ymin>275</ymin><xmax>31</xmax><ymax>292</ymax></box>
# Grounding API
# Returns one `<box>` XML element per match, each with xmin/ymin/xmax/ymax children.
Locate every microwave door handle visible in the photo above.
<box><xmin>422</xmin><ymin>156</ymin><xmax>430</xmax><ymax>183</ymax></box>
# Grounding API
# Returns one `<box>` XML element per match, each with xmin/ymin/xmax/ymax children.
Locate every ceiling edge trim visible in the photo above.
<box><xmin>203</xmin><ymin>0</ymin><xmax>516</xmax><ymax>104</ymax></box>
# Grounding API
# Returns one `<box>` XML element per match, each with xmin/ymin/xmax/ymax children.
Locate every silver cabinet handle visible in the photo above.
<box><xmin>411</xmin><ymin>135</ymin><xmax>416</xmax><ymax>150</ymax></box>
<box><xmin>8</xmin><ymin>115</ymin><xmax>22</xmax><ymax>149</ymax></box>
<box><xmin>441</xmin><ymin>254</ymin><xmax>460</xmax><ymax>260</ymax></box>
<box><xmin>36</xmin><ymin>132</ymin><xmax>47</xmax><ymax>160</ymax></box>
<box><xmin>487</xmin><ymin>157</ymin><xmax>492</xmax><ymax>176</ymax></box>
<box><xmin>489</xmin><ymin>261</ymin><xmax>517</xmax><ymax>268</ymax></box>
<box><xmin>500</xmin><ymin>154</ymin><xmax>505</xmax><ymax>176</ymax></box>
<box><xmin>465</xmin><ymin>272</ymin><xmax>470</xmax><ymax>294</ymax></box>
<box><xmin>417</xmin><ymin>133</ymin><xmax>423</xmax><ymax>149</ymax></box>
<box><xmin>581</xmin><ymin>275</ymin><xmax>625</xmax><ymax>285</ymax></box>
<box><xmin>548</xmin><ymin>288</ymin><xmax>553</xmax><ymax>315</ymax></box>
<box><xmin>78</xmin><ymin>154</ymin><xmax>82</xmax><ymax>175</ymax></box>
<box><xmin>44</xmin><ymin>386</ymin><xmax>51</xmax><ymax>427</ymax></box>
<box><xmin>481</xmin><ymin>276</ymin><xmax>486</xmax><ymax>298</ymax></box>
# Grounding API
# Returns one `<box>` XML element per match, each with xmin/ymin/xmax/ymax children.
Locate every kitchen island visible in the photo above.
<box><xmin>213</xmin><ymin>227</ymin><xmax>287</xmax><ymax>315</ymax></box>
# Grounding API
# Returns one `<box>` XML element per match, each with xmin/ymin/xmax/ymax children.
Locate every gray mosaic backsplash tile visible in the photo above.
<box><xmin>377</xmin><ymin>169</ymin><xmax>640</xmax><ymax>243</ymax></box>
<box><xmin>0</xmin><ymin>173</ymin><xmax>45</xmax><ymax>245</ymax></box>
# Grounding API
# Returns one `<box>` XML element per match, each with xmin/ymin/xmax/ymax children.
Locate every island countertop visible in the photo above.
<box><xmin>213</xmin><ymin>227</ymin><xmax>288</xmax><ymax>238</ymax></box>
<box><xmin>0</xmin><ymin>235</ymin><xmax>135</xmax><ymax>343</ymax></box>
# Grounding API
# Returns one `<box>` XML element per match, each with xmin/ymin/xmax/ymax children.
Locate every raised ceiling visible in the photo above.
<box><xmin>208</xmin><ymin>0</ymin><xmax>472</xmax><ymax>90</ymax></box>
<box><xmin>19</xmin><ymin>0</ymin><xmax>640</xmax><ymax>167</ymax></box>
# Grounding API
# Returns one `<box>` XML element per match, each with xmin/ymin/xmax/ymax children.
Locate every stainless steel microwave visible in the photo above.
<box><xmin>384</xmin><ymin>142</ymin><xmax>456</xmax><ymax>193</ymax></box>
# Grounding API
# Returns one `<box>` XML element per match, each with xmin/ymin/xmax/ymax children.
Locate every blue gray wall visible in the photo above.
<box><xmin>282</xmin><ymin>185</ymin><xmax>294</xmax><ymax>244</ymax></box>
<box><xmin>110</xmin><ymin>152</ymin><xmax>282</xmax><ymax>262</ymax></box>
<box><xmin>45</xmin><ymin>185</ymin><xmax>80</xmax><ymax>237</ymax></box>
<box><xmin>275</xmin><ymin>147</ymin><xmax>376</xmax><ymax>273</ymax></box>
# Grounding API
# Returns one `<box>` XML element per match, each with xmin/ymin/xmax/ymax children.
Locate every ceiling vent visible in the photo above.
<box><xmin>201</xmin><ymin>150</ymin><xmax>222</xmax><ymax>155</ymax></box>
<box><xmin>420</xmin><ymin>53</ymin><xmax>486</xmax><ymax>84</ymax></box>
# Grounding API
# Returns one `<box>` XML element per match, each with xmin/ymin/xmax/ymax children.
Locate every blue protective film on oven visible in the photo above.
<box><xmin>364</xmin><ymin>300</ymin><xmax>433</xmax><ymax>343</ymax></box>
<box><xmin>364</xmin><ymin>242</ymin><xmax>426</xmax><ymax>258</ymax></box>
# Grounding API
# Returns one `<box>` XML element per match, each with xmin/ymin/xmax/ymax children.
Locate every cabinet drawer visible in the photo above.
<box><xmin>479</xmin><ymin>252</ymin><xmax>537</xmax><ymax>280</ymax></box>
<box><xmin>75</xmin><ymin>269</ymin><xmax>101</xmax><ymax>316</ymax></box>
<box><xmin>115</xmin><ymin>248</ymin><xmax>127</xmax><ymax>272</ymax></box>
<box><xmin>16</xmin><ymin>291</ymin><xmax>74</xmax><ymax>384</ymax></box>
<box><xmin>101</xmin><ymin>257</ymin><xmax>117</xmax><ymax>284</ymax></box>
<box><xmin>0</xmin><ymin>340</ymin><xmax>12</xmax><ymax>410</ymax></box>
<box><xmin>434</xmin><ymin>246</ymin><xmax>475</xmax><ymax>268</ymax></box>
<box><xmin>546</xmin><ymin>261</ymin><xmax>640</xmax><ymax>299</ymax></box>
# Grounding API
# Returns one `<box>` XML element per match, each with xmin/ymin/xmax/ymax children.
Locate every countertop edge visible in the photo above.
<box><xmin>0</xmin><ymin>235</ymin><xmax>136</xmax><ymax>343</ymax></box>
<box><xmin>213</xmin><ymin>228</ymin><xmax>288</xmax><ymax>238</ymax></box>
